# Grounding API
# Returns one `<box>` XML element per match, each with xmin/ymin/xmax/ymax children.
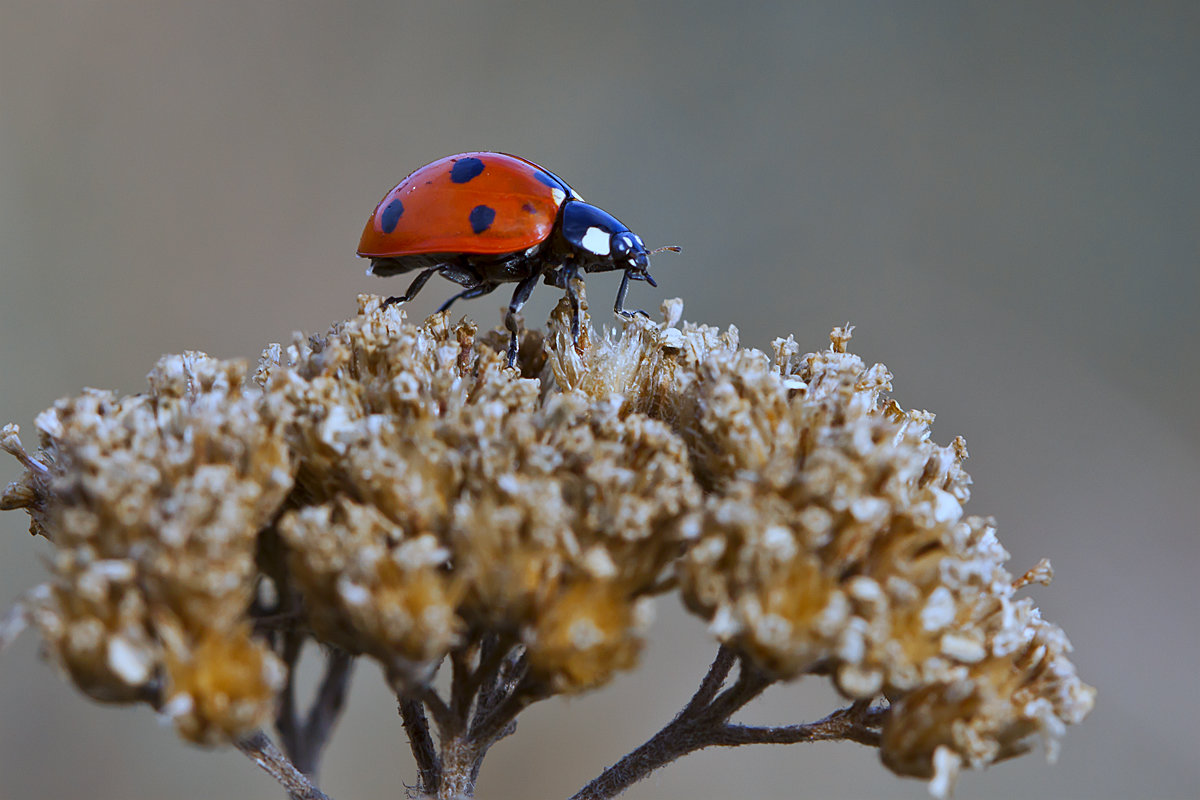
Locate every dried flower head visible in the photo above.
<box><xmin>251</xmin><ymin>305</ymin><xmax>701</xmax><ymax>692</ymax></box>
<box><xmin>2</xmin><ymin>290</ymin><xmax>1093</xmax><ymax>797</ymax></box>
<box><xmin>2</xmin><ymin>354</ymin><xmax>290</xmax><ymax>742</ymax></box>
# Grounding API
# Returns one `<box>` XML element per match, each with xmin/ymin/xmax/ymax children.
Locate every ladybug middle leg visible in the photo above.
<box><xmin>503</xmin><ymin>274</ymin><xmax>540</xmax><ymax>367</ymax></box>
<box><xmin>438</xmin><ymin>282</ymin><xmax>499</xmax><ymax>313</ymax></box>
<box><xmin>562</xmin><ymin>265</ymin><xmax>584</xmax><ymax>339</ymax></box>
<box><xmin>546</xmin><ymin>265</ymin><xmax>584</xmax><ymax>339</ymax></box>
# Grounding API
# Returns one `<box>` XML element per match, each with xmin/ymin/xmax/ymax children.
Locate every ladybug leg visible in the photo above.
<box><xmin>558</xmin><ymin>264</ymin><xmax>583</xmax><ymax>340</ymax></box>
<box><xmin>383</xmin><ymin>267</ymin><xmax>440</xmax><ymax>308</ymax></box>
<box><xmin>613</xmin><ymin>271</ymin><xmax>651</xmax><ymax>321</ymax></box>
<box><xmin>437</xmin><ymin>282</ymin><xmax>498</xmax><ymax>313</ymax></box>
<box><xmin>504</xmin><ymin>274</ymin><xmax>540</xmax><ymax>367</ymax></box>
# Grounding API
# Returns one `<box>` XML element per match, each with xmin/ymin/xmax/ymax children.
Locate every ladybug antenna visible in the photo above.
<box><xmin>650</xmin><ymin>245</ymin><xmax>682</xmax><ymax>255</ymax></box>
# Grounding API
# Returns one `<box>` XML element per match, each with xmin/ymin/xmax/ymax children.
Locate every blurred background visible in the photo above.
<box><xmin>1</xmin><ymin>2</ymin><xmax>1196</xmax><ymax>798</ymax></box>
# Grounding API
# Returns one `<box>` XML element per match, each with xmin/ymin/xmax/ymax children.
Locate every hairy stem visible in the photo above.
<box><xmin>467</xmin><ymin>672</ymin><xmax>545</xmax><ymax>750</ymax></box>
<box><xmin>678</xmin><ymin>645</ymin><xmax>736</xmax><ymax>716</ymax></box>
<box><xmin>569</xmin><ymin>651</ymin><xmax>762</xmax><ymax>800</ymax></box>
<box><xmin>700</xmin><ymin>658</ymin><xmax>772</xmax><ymax>722</ymax></box>
<box><xmin>394</xmin><ymin>640</ymin><xmax>536</xmax><ymax>798</ymax></box>
<box><xmin>710</xmin><ymin>701</ymin><xmax>885</xmax><ymax>747</ymax></box>
<box><xmin>236</xmin><ymin>730</ymin><xmax>333</xmax><ymax>800</ymax></box>
<box><xmin>570</xmin><ymin>653</ymin><xmax>885</xmax><ymax>800</ymax></box>
<box><xmin>400</xmin><ymin>697</ymin><xmax>440</xmax><ymax>796</ymax></box>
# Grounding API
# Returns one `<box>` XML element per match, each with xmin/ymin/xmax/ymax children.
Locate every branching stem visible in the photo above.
<box><xmin>679</xmin><ymin>644</ymin><xmax>736</xmax><ymax>716</ymax></box>
<box><xmin>276</xmin><ymin>639</ymin><xmax>355</xmax><ymax>779</ymax></box>
<box><xmin>394</xmin><ymin>639</ymin><xmax>542</xmax><ymax>798</ymax></box>
<box><xmin>569</xmin><ymin>653</ymin><xmax>885</xmax><ymax>800</ymax></box>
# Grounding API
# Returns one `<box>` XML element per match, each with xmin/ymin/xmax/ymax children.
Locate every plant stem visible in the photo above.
<box><xmin>277</xmin><ymin>641</ymin><xmax>355</xmax><ymax>779</ymax></box>
<box><xmin>301</xmin><ymin>649</ymin><xmax>355</xmax><ymax>773</ymax></box>
<box><xmin>709</xmin><ymin>701</ymin><xmax>885</xmax><ymax>747</ymax></box>
<box><xmin>400</xmin><ymin>697</ymin><xmax>440</xmax><ymax>796</ymax></box>
<box><xmin>570</xmin><ymin>652</ymin><xmax>885</xmax><ymax>800</ymax></box>
<box><xmin>569</xmin><ymin>650</ymin><xmax>760</xmax><ymax>800</ymax></box>
<box><xmin>679</xmin><ymin>644</ymin><xmax>735</xmax><ymax>715</ymax></box>
<box><xmin>395</xmin><ymin>640</ymin><xmax>538</xmax><ymax>798</ymax></box>
<box><xmin>236</xmin><ymin>730</ymin><xmax>333</xmax><ymax>800</ymax></box>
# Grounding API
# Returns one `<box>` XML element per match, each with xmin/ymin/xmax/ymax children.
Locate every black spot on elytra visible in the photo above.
<box><xmin>522</xmin><ymin>202</ymin><xmax>536</xmax><ymax>213</ymax></box>
<box><xmin>379</xmin><ymin>198</ymin><xmax>404</xmax><ymax>233</ymax></box>
<box><xmin>450</xmin><ymin>157</ymin><xmax>485</xmax><ymax>183</ymax></box>
<box><xmin>469</xmin><ymin>204</ymin><xmax>496</xmax><ymax>234</ymax></box>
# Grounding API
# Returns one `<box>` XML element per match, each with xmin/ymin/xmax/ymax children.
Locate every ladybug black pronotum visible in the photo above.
<box><xmin>358</xmin><ymin>152</ymin><xmax>679</xmax><ymax>366</ymax></box>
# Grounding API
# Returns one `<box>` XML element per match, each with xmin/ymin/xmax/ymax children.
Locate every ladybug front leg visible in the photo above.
<box><xmin>382</xmin><ymin>267</ymin><xmax>440</xmax><ymax>308</ymax></box>
<box><xmin>613</xmin><ymin>271</ymin><xmax>651</xmax><ymax>321</ymax></box>
<box><xmin>503</xmin><ymin>274</ymin><xmax>540</xmax><ymax>367</ymax></box>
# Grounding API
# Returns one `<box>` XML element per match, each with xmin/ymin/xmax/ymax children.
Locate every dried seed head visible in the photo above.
<box><xmin>1</xmin><ymin>290</ymin><xmax>1093</xmax><ymax>792</ymax></box>
<box><xmin>5</xmin><ymin>353</ymin><xmax>290</xmax><ymax>739</ymax></box>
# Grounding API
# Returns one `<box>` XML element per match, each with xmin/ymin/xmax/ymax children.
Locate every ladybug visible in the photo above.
<box><xmin>358</xmin><ymin>152</ymin><xmax>679</xmax><ymax>366</ymax></box>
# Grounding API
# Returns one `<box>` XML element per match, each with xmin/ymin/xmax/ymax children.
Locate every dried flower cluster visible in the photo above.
<box><xmin>2</xmin><ymin>356</ymin><xmax>290</xmax><ymax>742</ymax></box>
<box><xmin>257</xmin><ymin>306</ymin><xmax>697</xmax><ymax>695</ymax></box>
<box><xmin>2</xmin><ymin>291</ymin><xmax>1094</xmax><ymax>798</ymax></box>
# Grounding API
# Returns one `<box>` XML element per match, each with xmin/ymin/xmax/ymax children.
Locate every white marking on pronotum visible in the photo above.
<box><xmin>551</xmin><ymin>188</ymin><xmax>567</xmax><ymax>205</ymax></box>
<box><xmin>580</xmin><ymin>227</ymin><xmax>610</xmax><ymax>255</ymax></box>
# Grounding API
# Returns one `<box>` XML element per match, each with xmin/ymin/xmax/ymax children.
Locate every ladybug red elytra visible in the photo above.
<box><xmin>358</xmin><ymin>152</ymin><xmax>679</xmax><ymax>366</ymax></box>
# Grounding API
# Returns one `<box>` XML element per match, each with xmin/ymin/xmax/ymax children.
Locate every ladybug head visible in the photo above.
<box><xmin>562</xmin><ymin>201</ymin><xmax>677</xmax><ymax>284</ymax></box>
<box><xmin>623</xmin><ymin>239</ymin><xmax>682</xmax><ymax>287</ymax></box>
<box><xmin>611</xmin><ymin>231</ymin><xmax>655</xmax><ymax>284</ymax></box>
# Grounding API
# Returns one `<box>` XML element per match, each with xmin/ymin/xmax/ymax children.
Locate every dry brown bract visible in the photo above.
<box><xmin>1</xmin><ymin>292</ymin><xmax>1094</xmax><ymax>797</ymax></box>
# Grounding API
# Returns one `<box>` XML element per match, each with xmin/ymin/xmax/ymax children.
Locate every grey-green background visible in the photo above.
<box><xmin>1</xmin><ymin>3</ymin><xmax>1196</xmax><ymax>799</ymax></box>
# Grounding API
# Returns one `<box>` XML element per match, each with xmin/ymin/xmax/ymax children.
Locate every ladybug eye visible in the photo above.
<box><xmin>612</xmin><ymin>232</ymin><xmax>643</xmax><ymax>259</ymax></box>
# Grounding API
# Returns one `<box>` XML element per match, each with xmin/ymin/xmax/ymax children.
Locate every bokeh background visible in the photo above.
<box><xmin>1</xmin><ymin>3</ymin><xmax>1196</xmax><ymax>798</ymax></box>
